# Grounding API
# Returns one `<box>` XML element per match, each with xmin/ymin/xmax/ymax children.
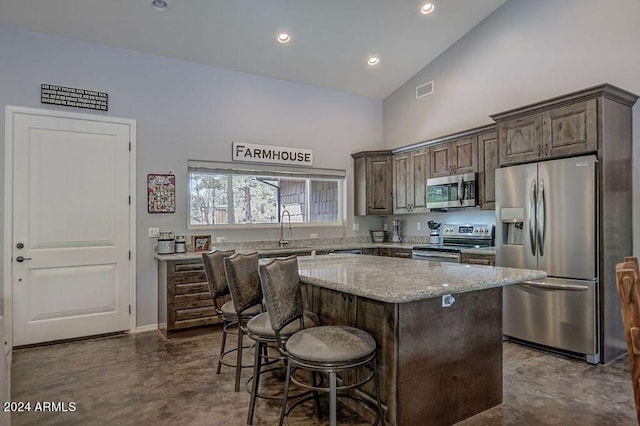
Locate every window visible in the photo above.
<box><xmin>188</xmin><ymin>162</ymin><xmax>344</xmax><ymax>227</ymax></box>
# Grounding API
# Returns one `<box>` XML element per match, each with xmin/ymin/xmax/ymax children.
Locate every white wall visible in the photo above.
<box><xmin>383</xmin><ymin>0</ymin><xmax>640</xmax><ymax>255</ymax></box>
<box><xmin>0</xmin><ymin>25</ymin><xmax>383</xmax><ymax>326</ymax></box>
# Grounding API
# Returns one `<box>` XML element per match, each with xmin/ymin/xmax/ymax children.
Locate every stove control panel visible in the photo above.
<box><xmin>441</xmin><ymin>224</ymin><xmax>494</xmax><ymax>238</ymax></box>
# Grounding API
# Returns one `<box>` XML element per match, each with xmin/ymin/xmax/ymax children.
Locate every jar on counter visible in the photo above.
<box><xmin>175</xmin><ymin>235</ymin><xmax>186</xmax><ymax>253</ymax></box>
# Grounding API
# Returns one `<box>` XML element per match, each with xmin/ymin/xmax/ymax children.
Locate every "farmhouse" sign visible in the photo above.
<box><xmin>232</xmin><ymin>142</ymin><xmax>313</xmax><ymax>167</ymax></box>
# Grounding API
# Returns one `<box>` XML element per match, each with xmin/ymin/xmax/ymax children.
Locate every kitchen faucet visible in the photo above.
<box><xmin>279</xmin><ymin>208</ymin><xmax>292</xmax><ymax>247</ymax></box>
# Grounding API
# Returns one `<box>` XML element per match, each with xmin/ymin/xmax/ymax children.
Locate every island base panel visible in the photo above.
<box><xmin>398</xmin><ymin>287</ymin><xmax>503</xmax><ymax>425</ymax></box>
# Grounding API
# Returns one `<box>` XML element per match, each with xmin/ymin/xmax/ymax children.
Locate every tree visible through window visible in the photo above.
<box><xmin>189</xmin><ymin>169</ymin><xmax>343</xmax><ymax>226</ymax></box>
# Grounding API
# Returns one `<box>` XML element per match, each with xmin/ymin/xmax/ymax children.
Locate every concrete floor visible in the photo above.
<box><xmin>10</xmin><ymin>329</ymin><xmax>637</xmax><ymax>425</ymax></box>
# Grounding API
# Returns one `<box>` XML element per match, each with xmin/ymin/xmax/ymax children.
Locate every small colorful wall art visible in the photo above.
<box><xmin>147</xmin><ymin>173</ymin><xmax>176</xmax><ymax>213</ymax></box>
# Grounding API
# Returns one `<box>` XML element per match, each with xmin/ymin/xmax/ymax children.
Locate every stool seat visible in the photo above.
<box><xmin>286</xmin><ymin>326</ymin><xmax>376</xmax><ymax>364</ymax></box>
<box><xmin>247</xmin><ymin>312</ymin><xmax>317</xmax><ymax>340</ymax></box>
<box><xmin>221</xmin><ymin>300</ymin><xmax>262</xmax><ymax>319</ymax></box>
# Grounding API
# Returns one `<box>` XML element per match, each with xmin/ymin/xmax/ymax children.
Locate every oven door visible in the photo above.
<box><xmin>411</xmin><ymin>250</ymin><xmax>461</xmax><ymax>263</ymax></box>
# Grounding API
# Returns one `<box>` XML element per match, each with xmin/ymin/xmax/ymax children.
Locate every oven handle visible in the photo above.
<box><xmin>412</xmin><ymin>251</ymin><xmax>460</xmax><ymax>261</ymax></box>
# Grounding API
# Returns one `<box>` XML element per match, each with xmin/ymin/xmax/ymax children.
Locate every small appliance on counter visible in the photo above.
<box><xmin>174</xmin><ymin>235</ymin><xmax>186</xmax><ymax>253</ymax></box>
<box><xmin>391</xmin><ymin>219</ymin><xmax>402</xmax><ymax>243</ymax></box>
<box><xmin>157</xmin><ymin>231</ymin><xmax>175</xmax><ymax>254</ymax></box>
<box><xmin>427</xmin><ymin>221</ymin><xmax>442</xmax><ymax>245</ymax></box>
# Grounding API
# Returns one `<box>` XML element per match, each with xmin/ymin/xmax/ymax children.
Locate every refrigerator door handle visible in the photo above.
<box><xmin>537</xmin><ymin>179</ymin><xmax>545</xmax><ymax>257</ymax></box>
<box><xmin>520</xmin><ymin>280</ymin><xmax>591</xmax><ymax>291</ymax></box>
<box><xmin>529</xmin><ymin>179</ymin><xmax>537</xmax><ymax>256</ymax></box>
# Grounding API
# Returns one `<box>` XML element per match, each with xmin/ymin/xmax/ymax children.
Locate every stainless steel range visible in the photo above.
<box><xmin>412</xmin><ymin>224</ymin><xmax>494</xmax><ymax>263</ymax></box>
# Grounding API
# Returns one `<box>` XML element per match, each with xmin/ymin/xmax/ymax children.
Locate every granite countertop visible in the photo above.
<box><xmin>293</xmin><ymin>254</ymin><xmax>544</xmax><ymax>303</ymax></box>
<box><xmin>153</xmin><ymin>242</ymin><xmax>417</xmax><ymax>261</ymax></box>
<box><xmin>153</xmin><ymin>242</ymin><xmax>496</xmax><ymax>261</ymax></box>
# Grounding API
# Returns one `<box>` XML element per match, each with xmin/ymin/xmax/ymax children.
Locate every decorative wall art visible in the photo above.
<box><xmin>147</xmin><ymin>173</ymin><xmax>176</xmax><ymax>213</ymax></box>
<box><xmin>41</xmin><ymin>83</ymin><xmax>108</xmax><ymax>111</ymax></box>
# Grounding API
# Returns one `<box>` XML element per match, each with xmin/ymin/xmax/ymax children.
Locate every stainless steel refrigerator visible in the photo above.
<box><xmin>496</xmin><ymin>154</ymin><xmax>599</xmax><ymax>364</ymax></box>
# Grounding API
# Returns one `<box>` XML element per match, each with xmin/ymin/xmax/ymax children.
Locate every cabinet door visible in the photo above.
<box><xmin>478</xmin><ymin>131</ymin><xmax>498</xmax><ymax>209</ymax></box>
<box><xmin>393</xmin><ymin>152</ymin><xmax>411</xmax><ymax>214</ymax></box>
<box><xmin>367</xmin><ymin>155</ymin><xmax>393</xmax><ymax>215</ymax></box>
<box><xmin>543</xmin><ymin>99</ymin><xmax>597</xmax><ymax>158</ymax></box>
<box><xmin>410</xmin><ymin>148</ymin><xmax>430</xmax><ymax>213</ymax></box>
<box><xmin>498</xmin><ymin>114</ymin><xmax>543</xmax><ymax>166</ymax></box>
<box><xmin>451</xmin><ymin>136</ymin><xmax>478</xmax><ymax>174</ymax></box>
<box><xmin>430</xmin><ymin>143</ymin><xmax>452</xmax><ymax>178</ymax></box>
<box><xmin>353</xmin><ymin>155</ymin><xmax>367</xmax><ymax>216</ymax></box>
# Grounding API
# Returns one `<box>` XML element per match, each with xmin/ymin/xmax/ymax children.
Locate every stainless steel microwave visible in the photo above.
<box><xmin>426</xmin><ymin>173</ymin><xmax>477</xmax><ymax>209</ymax></box>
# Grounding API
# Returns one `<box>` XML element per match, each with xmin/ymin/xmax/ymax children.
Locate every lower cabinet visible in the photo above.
<box><xmin>363</xmin><ymin>247</ymin><xmax>411</xmax><ymax>258</ymax></box>
<box><xmin>158</xmin><ymin>259</ymin><xmax>222</xmax><ymax>338</ymax></box>
<box><xmin>461</xmin><ymin>253</ymin><xmax>495</xmax><ymax>266</ymax></box>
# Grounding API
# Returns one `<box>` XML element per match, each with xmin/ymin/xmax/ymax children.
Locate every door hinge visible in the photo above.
<box><xmin>129</xmin><ymin>250</ymin><xmax>131</xmax><ymax>260</ymax></box>
<box><xmin>128</xmin><ymin>195</ymin><xmax>132</xmax><ymax>205</ymax></box>
<box><xmin>129</xmin><ymin>141</ymin><xmax>132</xmax><ymax>151</ymax></box>
<box><xmin>129</xmin><ymin>305</ymin><xmax>131</xmax><ymax>315</ymax></box>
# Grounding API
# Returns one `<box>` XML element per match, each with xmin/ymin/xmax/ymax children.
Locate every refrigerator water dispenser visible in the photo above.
<box><xmin>500</xmin><ymin>207</ymin><xmax>524</xmax><ymax>245</ymax></box>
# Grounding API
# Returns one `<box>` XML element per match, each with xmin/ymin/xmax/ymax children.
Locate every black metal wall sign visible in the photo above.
<box><xmin>41</xmin><ymin>84</ymin><xmax>108</xmax><ymax>111</ymax></box>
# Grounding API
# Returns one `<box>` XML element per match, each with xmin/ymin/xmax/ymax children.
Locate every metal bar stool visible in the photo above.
<box><xmin>202</xmin><ymin>250</ymin><xmax>261</xmax><ymax>391</ymax></box>
<box><xmin>259</xmin><ymin>255</ymin><xmax>384</xmax><ymax>426</ymax></box>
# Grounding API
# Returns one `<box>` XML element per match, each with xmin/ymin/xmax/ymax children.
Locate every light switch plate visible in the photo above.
<box><xmin>310</xmin><ymin>233</ymin><xmax>318</xmax><ymax>239</ymax></box>
<box><xmin>148</xmin><ymin>227</ymin><xmax>159</xmax><ymax>238</ymax></box>
<box><xmin>417</xmin><ymin>222</ymin><xmax>421</xmax><ymax>231</ymax></box>
<box><xmin>352</xmin><ymin>223</ymin><xmax>360</xmax><ymax>231</ymax></box>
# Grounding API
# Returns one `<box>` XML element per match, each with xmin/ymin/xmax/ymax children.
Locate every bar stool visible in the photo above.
<box><xmin>225</xmin><ymin>253</ymin><xmax>319</xmax><ymax>424</ymax></box>
<box><xmin>223</xmin><ymin>252</ymin><xmax>265</xmax><ymax>393</ymax></box>
<box><xmin>202</xmin><ymin>250</ymin><xmax>261</xmax><ymax>391</ymax></box>
<box><xmin>259</xmin><ymin>255</ymin><xmax>384</xmax><ymax>426</ymax></box>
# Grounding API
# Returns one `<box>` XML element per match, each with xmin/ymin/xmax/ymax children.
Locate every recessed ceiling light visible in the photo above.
<box><xmin>367</xmin><ymin>57</ymin><xmax>380</xmax><ymax>66</ymax></box>
<box><xmin>276</xmin><ymin>33</ymin><xmax>291</xmax><ymax>44</ymax></box>
<box><xmin>152</xmin><ymin>0</ymin><xmax>167</xmax><ymax>12</ymax></box>
<box><xmin>420</xmin><ymin>2</ymin><xmax>435</xmax><ymax>15</ymax></box>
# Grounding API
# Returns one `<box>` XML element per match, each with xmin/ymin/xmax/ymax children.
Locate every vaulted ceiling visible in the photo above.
<box><xmin>0</xmin><ymin>0</ymin><xmax>507</xmax><ymax>99</ymax></box>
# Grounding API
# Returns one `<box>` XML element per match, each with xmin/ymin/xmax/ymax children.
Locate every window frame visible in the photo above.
<box><xmin>187</xmin><ymin>160</ymin><xmax>346</xmax><ymax>230</ymax></box>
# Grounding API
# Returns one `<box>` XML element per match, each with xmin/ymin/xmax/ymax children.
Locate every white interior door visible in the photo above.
<box><xmin>10</xmin><ymin>110</ymin><xmax>132</xmax><ymax>346</ymax></box>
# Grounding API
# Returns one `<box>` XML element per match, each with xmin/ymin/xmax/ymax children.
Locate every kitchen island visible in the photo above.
<box><xmin>295</xmin><ymin>254</ymin><xmax>545</xmax><ymax>426</ymax></box>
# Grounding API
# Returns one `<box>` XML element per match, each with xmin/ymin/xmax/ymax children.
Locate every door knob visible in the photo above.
<box><xmin>15</xmin><ymin>256</ymin><xmax>32</xmax><ymax>263</ymax></box>
<box><xmin>16</xmin><ymin>242</ymin><xmax>24</xmax><ymax>249</ymax></box>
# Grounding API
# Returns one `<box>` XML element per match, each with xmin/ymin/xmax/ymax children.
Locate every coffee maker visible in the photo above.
<box><xmin>391</xmin><ymin>219</ymin><xmax>402</xmax><ymax>242</ymax></box>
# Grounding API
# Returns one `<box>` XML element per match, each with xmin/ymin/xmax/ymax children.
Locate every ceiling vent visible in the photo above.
<box><xmin>416</xmin><ymin>80</ymin><xmax>434</xmax><ymax>99</ymax></box>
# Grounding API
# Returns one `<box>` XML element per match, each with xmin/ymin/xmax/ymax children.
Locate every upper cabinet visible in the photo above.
<box><xmin>494</xmin><ymin>97</ymin><xmax>598</xmax><ymax>166</ymax></box>
<box><xmin>393</xmin><ymin>147</ymin><xmax>429</xmax><ymax>214</ymax></box>
<box><xmin>352</xmin><ymin>150</ymin><xmax>393</xmax><ymax>216</ymax></box>
<box><xmin>429</xmin><ymin>136</ymin><xmax>478</xmax><ymax>178</ymax></box>
<box><xmin>477</xmin><ymin>129</ymin><xmax>498</xmax><ymax>209</ymax></box>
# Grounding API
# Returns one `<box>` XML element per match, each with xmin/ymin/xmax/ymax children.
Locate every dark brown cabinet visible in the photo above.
<box><xmin>461</xmin><ymin>252</ymin><xmax>495</xmax><ymax>266</ymax></box>
<box><xmin>429</xmin><ymin>136</ymin><xmax>478</xmax><ymax>178</ymax></box>
<box><xmin>353</xmin><ymin>150</ymin><xmax>393</xmax><ymax>216</ymax></box>
<box><xmin>495</xmin><ymin>99</ymin><xmax>597</xmax><ymax>166</ymax></box>
<box><xmin>477</xmin><ymin>129</ymin><xmax>498</xmax><ymax>209</ymax></box>
<box><xmin>158</xmin><ymin>258</ymin><xmax>222</xmax><ymax>338</ymax></box>
<box><xmin>393</xmin><ymin>147</ymin><xmax>429</xmax><ymax>214</ymax></box>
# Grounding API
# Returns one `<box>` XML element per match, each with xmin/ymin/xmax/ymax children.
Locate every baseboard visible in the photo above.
<box><xmin>134</xmin><ymin>324</ymin><xmax>158</xmax><ymax>334</ymax></box>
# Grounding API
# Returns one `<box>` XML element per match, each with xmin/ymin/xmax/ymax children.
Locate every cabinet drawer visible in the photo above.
<box><xmin>176</xmin><ymin>281</ymin><xmax>210</xmax><ymax>295</ymax></box>
<box><xmin>173</xmin><ymin>271</ymin><xmax>207</xmax><ymax>284</ymax></box>
<box><xmin>393</xmin><ymin>249</ymin><xmax>412</xmax><ymax>259</ymax></box>
<box><xmin>168</xmin><ymin>260</ymin><xmax>205</xmax><ymax>277</ymax></box>
<box><xmin>175</xmin><ymin>306</ymin><xmax>217</xmax><ymax>321</ymax></box>
<box><xmin>175</xmin><ymin>293</ymin><xmax>215</xmax><ymax>306</ymax></box>
<box><xmin>170</xmin><ymin>316</ymin><xmax>221</xmax><ymax>330</ymax></box>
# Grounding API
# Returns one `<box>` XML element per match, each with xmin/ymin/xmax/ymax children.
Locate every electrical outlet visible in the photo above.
<box><xmin>148</xmin><ymin>227</ymin><xmax>159</xmax><ymax>238</ymax></box>
<box><xmin>352</xmin><ymin>223</ymin><xmax>360</xmax><ymax>232</ymax></box>
<box><xmin>216</xmin><ymin>237</ymin><xmax>227</xmax><ymax>242</ymax></box>
<box><xmin>383</xmin><ymin>223</ymin><xmax>388</xmax><ymax>231</ymax></box>
<box><xmin>417</xmin><ymin>222</ymin><xmax>421</xmax><ymax>231</ymax></box>
<box><xmin>310</xmin><ymin>233</ymin><xmax>318</xmax><ymax>239</ymax></box>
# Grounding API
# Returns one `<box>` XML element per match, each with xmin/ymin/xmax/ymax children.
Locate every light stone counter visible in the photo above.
<box><xmin>295</xmin><ymin>253</ymin><xmax>543</xmax><ymax>303</ymax></box>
